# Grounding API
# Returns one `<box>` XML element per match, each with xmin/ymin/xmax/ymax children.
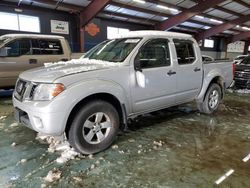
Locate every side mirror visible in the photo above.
<box><xmin>134</xmin><ymin>51</ymin><xmax>142</xmax><ymax>72</ymax></box>
<box><xmin>0</xmin><ymin>47</ymin><xmax>8</xmax><ymax>57</ymax></box>
<box><xmin>136</xmin><ymin>70</ymin><xmax>146</xmax><ymax>88</ymax></box>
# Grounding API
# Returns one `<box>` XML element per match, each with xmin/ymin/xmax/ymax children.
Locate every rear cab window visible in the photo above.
<box><xmin>173</xmin><ymin>39</ymin><xmax>196</xmax><ymax>65</ymax></box>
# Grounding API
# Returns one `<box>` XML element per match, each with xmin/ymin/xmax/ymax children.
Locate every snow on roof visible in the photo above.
<box><xmin>1</xmin><ymin>34</ymin><xmax>64</xmax><ymax>39</ymax></box>
<box><xmin>117</xmin><ymin>30</ymin><xmax>192</xmax><ymax>39</ymax></box>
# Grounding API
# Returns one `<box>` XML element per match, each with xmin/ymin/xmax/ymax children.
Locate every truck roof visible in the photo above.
<box><xmin>118</xmin><ymin>30</ymin><xmax>193</xmax><ymax>39</ymax></box>
<box><xmin>1</xmin><ymin>34</ymin><xmax>64</xmax><ymax>39</ymax></box>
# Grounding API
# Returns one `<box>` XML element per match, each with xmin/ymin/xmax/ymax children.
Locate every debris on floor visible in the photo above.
<box><xmin>44</xmin><ymin>168</ymin><xmax>62</xmax><ymax>183</ymax></box>
<box><xmin>36</xmin><ymin>133</ymin><xmax>80</xmax><ymax>164</ymax></box>
<box><xmin>112</xmin><ymin>144</ymin><xmax>119</xmax><ymax>149</ymax></box>
<box><xmin>0</xmin><ymin>116</ymin><xmax>7</xmax><ymax>120</ymax></box>
<box><xmin>11</xmin><ymin>142</ymin><xmax>16</xmax><ymax>147</ymax></box>
<box><xmin>9</xmin><ymin>122</ymin><xmax>18</xmax><ymax>128</ymax></box>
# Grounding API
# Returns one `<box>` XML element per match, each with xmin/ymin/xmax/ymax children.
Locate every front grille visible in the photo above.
<box><xmin>235</xmin><ymin>71</ymin><xmax>250</xmax><ymax>79</ymax></box>
<box><xmin>14</xmin><ymin>79</ymin><xmax>37</xmax><ymax>101</ymax></box>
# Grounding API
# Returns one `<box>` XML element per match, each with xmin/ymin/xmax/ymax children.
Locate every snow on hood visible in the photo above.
<box><xmin>20</xmin><ymin>58</ymin><xmax>120</xmax><ymax>82</ymax></box>
<box><xmin>44</xmin><ymin>58</ymin><xmax>119</xmax><ymax>74</ymax></box>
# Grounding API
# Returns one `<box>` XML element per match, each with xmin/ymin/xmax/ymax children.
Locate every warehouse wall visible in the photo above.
<box><xmin>0</xmin><ymin>3</ymin><xmax>80</xmax><ymax>52</ymax></box>
<box><xmin>84</xmin><ymin>18</ymin><xmax>152</xmax><ymax>51</ymax></box>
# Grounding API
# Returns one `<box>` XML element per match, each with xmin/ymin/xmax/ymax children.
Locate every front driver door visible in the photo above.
<box><xmin>131</xmin><ymin>38</ymin><xmax>177</xmax><ymax>113</ymax></box>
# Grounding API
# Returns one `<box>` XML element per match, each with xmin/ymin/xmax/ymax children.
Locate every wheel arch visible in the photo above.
<box><xmin>65</xmin><ymin>92</ymin><xmax>126</xmax><ymax>137</ymax></box>
<box><xmin>197</xmin><ymin>74</ymin><xmax>225</xmax><ymax>102</ymax></box>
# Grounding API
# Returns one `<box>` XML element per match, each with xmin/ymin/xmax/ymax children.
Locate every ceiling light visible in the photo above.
<box><xmin>195</xmin><ymin>15</ymin><xmax>204</xmax><ymax>19</ymax></box>
<box><xmin>156</xmin><ymin>5</ymin><xmax>178</xmax><ymax>12</ymax></box>
<box><xmin>204</xmin><ymin>26</ymin><xmax>211</xmax><ymax>30</ymax></box>
<box><xmin>236</xmin><ymin>25</ymin><xmax>240</xmax><ymax>28</ymax></box>
<box><xmin>133</xmin><ymin>0</ymin><xmax>146</xmax><ymax>4</ymax></box>
<box><xmin>242</xmin><ymin>26</ymin><xmax>250</xmax><ymax>30</ymax></box>
<box><xmin>210</xmin><ymin>19</ymin><xmax>223</xmax><ymax>24</ymax></box>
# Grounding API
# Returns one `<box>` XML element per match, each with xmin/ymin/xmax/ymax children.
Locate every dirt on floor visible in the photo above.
<box><xmin>0</xmin><ymin>91</ymin><xmax>249</xmax><ymax>188</ymax></box>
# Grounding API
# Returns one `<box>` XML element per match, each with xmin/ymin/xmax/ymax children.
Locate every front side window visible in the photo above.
<box><xmin>84</xmin><ymin>38</ymin><xmax>141</xmax><ymax>62</ymax></box>
<box><xmin>137</xmin><ymin>39</ymin><xmax>171</xmax><ymax>69</ymax></box>
<box><xmin>5</xmin><ymin>39</ymin><xmax>31</xmax><ymax>57</ymax></box>
<box><xmin>174</xmin><ymin>39</ymin><xmax>196</xmax><ymax>65</ymax></box>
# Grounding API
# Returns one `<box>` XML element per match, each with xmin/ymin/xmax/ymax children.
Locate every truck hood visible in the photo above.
<box><xmin>19</xmin><ymin>58</ymin><xmax>120</xmax><ymax>83</ymax></box>
<box><xmin>236</xmin><ymin>64</ymin><xmax>250</xmax><ymax>72</ymax></box>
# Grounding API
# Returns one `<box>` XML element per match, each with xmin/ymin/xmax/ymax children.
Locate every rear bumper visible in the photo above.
<box><xmin>13</xmin><ymin>96</ymin><xmax>68</xmax><ymax>136</ymax></box>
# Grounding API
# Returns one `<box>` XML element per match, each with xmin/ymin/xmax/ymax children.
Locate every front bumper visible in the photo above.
<box><xmin>234</xmin><ymin>78</ymin><xmax>250</xmax><ymax>89</ymax></box>
<box><xmin>13</xmin><ymin>96</ymin><xmax>68</xmax><ymax>136</ymax></box>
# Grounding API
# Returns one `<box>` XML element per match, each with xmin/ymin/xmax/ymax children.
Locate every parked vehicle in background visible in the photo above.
<box><xmin>233</xmin><ymin>55</ymin><xmax>248</xmax><ymax>65</ymax></box>
<box><xmin>234</xmin><ymin>55</ymin><xmax>250</xmax><ymax>89</ymax></box>
<box><xmin>13</xmin><ymin>31</ymin><xmax>234</xmax><ymax>154</ymax></box>
<box><xmin>0</xmin><ymin>34</ymin><xmax>71</xmax><ymax>88</ymax></box>
<box><xmin>202</xmin><ymin>55</ymin><xmax>214</xmax><ymax>62</ymax></box>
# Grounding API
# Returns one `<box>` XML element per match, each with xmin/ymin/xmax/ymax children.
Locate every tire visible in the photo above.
<box><xmin>197</xmin><ymin>83</ymin><xmax>222</xmax><ymax>114</ymax></box>
<box><xmin>68</xmin><ymin>100</ymin><xmax>119</xmax><ymax>154</ymax></box>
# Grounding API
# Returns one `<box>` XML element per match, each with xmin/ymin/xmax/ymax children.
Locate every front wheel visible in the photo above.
<box><xmin>68</xmin><ymin>100</ymin><xmax>119</xmax><ymax>154</ymax></box>
<box><xmin>197</xmin><ymin>83</ymin><xmax>222</xmax><ymax>114</ymax></box>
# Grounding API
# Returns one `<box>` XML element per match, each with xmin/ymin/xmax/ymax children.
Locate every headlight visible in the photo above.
<box><xmin>33</xmin><ymin>83</ymin><xmax>65</xmax><ymax>101</ymax></box>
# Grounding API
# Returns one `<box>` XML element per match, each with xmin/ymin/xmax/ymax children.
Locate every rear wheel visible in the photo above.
<box><xmin>197</xmin><ymin>83</ymin><xmax>222</xmax><ymax>114</ymax></box>
<box><xmin>68</xmin><ymin>100</ymin><xmax>119</xmax><ymax>154</ymax></box>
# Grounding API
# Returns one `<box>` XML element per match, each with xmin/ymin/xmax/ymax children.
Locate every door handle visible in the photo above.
<box><xmin>194</xmin><ymin>67</ymin><xmax>201</xmax><ymax>72</ymax></box>
<box><xmin>29</xmin><ymin>59</ymin><xmax>37</xmax><ymax>64</ymax></box>
<box><xmin>167</xmin><ymin>70</ymin><xmax>176</xmax><ymax>76</ymax></box>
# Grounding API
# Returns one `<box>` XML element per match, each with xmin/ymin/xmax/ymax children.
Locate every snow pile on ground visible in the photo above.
<box><xmin>44</xmin><ymin>168</ymin><xmax>61</xmax><ymax>183</ymax></box>
<box><xmin>44</xmin><ymin>58</ymin><xmax>119</xmax><ymax>68</ymax></box>
<box><xmin>36</xmin><ymin>133</ymin><xmax>81</xmax><ymax>164</ymax></box>
<box><xmin>0</xmin><ymin>116</ymin><xmax>7</xmax><ymax>120</ymax></box>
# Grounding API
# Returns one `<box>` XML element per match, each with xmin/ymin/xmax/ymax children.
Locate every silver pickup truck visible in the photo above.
<box><xmin>13</xmin><ymin>31</ymin><xmax>233</xmax><ymax>154</ymax></box>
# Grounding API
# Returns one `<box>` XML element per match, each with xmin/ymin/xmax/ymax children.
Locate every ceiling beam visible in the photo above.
<box><xmin>155</xmin><ymin>0</ymin><xmax>225</xmax><ymax>30</ymax></box>
<box><xmin>229</xmin><ymin>31</ymin><xmax>250</xmax><ymax>43</ymax></box>
<box><xmin>80</xmin><ymin>0</ymin><xmax>111</xmax><ymax>27</ymax></box>
<box><xmin>101</xmin><ymin>11</ymin><xmax>157</xmax><ymax>25</ymax></box>
<box><xmin>25</xmin><ymin>0</ymin><xmax>83</xmax><ymax>12</ymax></box>
<box><xmin>195</xmin><ymin>14</ymin><xmax>250</xmax><ymax>41</ymax></box>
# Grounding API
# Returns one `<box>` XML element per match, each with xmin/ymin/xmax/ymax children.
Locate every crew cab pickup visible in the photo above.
<box><xmin>13</xmin><ymin>31</ymin><xmax>234</xmax><ymax>154</ymax></box>
<box><xmin>0</xmin><ymin>34</ymin><xmax>71</xmax><ymax>88</ymax></box>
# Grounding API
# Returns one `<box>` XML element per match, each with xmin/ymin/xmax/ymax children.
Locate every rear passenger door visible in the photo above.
<box><xmin>173</xmin><ymin>39</ymin><xmax>203</xmax><ymax>103</ymax></box>
<box><xmin>131</xmin><ymin>38</ymin><xmax>177</xmax><ymax>112</ymax></box>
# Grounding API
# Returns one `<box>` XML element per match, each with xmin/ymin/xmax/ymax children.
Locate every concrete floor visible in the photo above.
<box><xmin>0</xmin><ymin>91</ymin><xmax>250</xmax><ymax>188</ymax></box>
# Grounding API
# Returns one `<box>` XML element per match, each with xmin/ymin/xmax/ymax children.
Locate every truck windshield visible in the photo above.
<box><xmin>84</xmin><ymin>38</ymin><xmax>141</xmax><ymax>62</ymax></box>
<box><xmin>241</xmin><ymin>56</ymin><xmax>250</xmax><ymax>65</ymax></box>
<box><xmin>0</xmin><ymin>37</ymin><xmax>10</xmax><ymax>47</ymax></box>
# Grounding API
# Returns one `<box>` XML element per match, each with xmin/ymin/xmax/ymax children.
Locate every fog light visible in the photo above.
<box><xmin>33</xmin><ymin>116</ymin><xmax>43</xmax><ymax>129</ymax></box>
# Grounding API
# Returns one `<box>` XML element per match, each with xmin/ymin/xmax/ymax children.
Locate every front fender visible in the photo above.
<box><xmin>196</xmin><ymin>69</ymin><xmax>224</xmax><ymax>102</ymax></box>
<box><xmin>46</xmin><ymin>79</ymin><xmax>130</xmax><ymax>132</ymax></box>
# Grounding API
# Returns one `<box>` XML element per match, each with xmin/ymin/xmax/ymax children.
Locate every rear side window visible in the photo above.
<box><xmin>138</xmin><ymin>39</ymin><xmax>171</xmax><ymax>69</ymax></box>
<box><xmin>38</xmin><ymin>39</ymin><xmax>63</xmax><ymax>55</ymax></box>
<box><xmin>174</xmin><ymin>39</ymin><xmax>195</xmax><ymax>65</ymax></box>
<box><xmin>5</xmin><ymin>39</ymin><xmax>31</xmax><ymax>57</ymax></box>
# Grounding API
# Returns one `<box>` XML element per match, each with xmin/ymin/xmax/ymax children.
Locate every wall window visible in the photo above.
<box><xmin>107</xmin><ymin>26</ymin><xmax>130</xmax><ymax>39</ymax></box>
<box><xmin>204</xmin><ymin>39</ymin><xmax>214</xmax><ymax>48</ymax></box>
<box><xmin>174</xmin><ymin>39</ymin><xmax>196</xmax><ymax>65</ymax></box>
<box><xmin>0</xmin><ymin>12</ymin><xmax>40</xmax><ymax>33</ymax></box>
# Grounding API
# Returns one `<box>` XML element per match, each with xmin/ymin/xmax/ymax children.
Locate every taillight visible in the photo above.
<box><xmin>233</xmin><ymin>63</ymin><xmax>236</xmax><ymax>77</ymax></box>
